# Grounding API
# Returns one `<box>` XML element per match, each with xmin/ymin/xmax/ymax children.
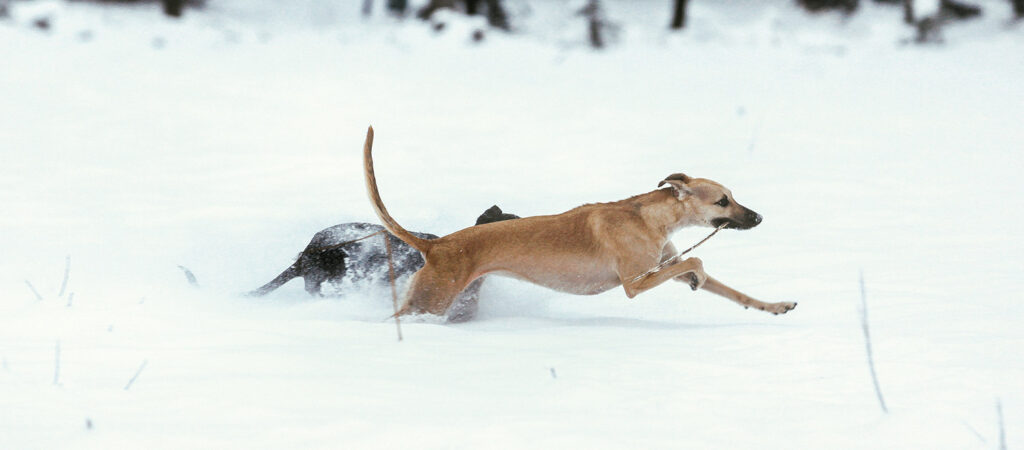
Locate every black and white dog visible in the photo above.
<box><xmin>249</xmin><ymin>205</ymin><xmax>519</xmax><ymax>322</ymax></box>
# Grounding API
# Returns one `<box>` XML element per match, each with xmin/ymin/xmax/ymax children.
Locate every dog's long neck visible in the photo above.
<box><xmin>629</xmin><ymin>188</ymin><xmax>704</xmax><ymax>236</ymax></box>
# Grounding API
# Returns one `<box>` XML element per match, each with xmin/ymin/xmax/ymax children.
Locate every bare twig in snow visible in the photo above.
<box><xmin>25</xmin><ymin>280</ymin><xmax>43</xmax><ymax>301</ymax></box>
<box><xmin>859</xmin><ymin>271</ymin><xmax>888</xmax><ymax>413</ymax></box>
<box><xmin>383</xmin><ymin>234</ymin><xmax>403</xmax><ymax>342</ymax></box>
<box><xmin>997</xmin><ymin>398</ymin><xmax>1007</xmax><ymax>450</ymax></box>
<box><xmin>177</xmin><ymin>265</ymin><xmax>200</xmax><ymax>288</ymax></box>
<box><xmin>124</xmin><ymin>359</ymin><xmax>148</xmax><ymax>391</ymax></box>
<box><xmin>961</xmin><ymin>420</ymin><xmax>988</xmax><ymax>444</ymax></box>
<box><xmin>66</xmin><ymin>292</ymin><xmax>75</xmax><ymax>308</ymax></box>
<box><xmin>53</xmin><ymin>341</ymin><xmax>61</xmax><ymax>385</ymax></box>
<box><xmin>57</xmin><ymin>254</ymin><xmax>70</xmax><ymax>297</ymax></box>
<box><xmin>550</xmin><ymin>367</ymin><xmax>557</xmax><ymax>379</ymax></box>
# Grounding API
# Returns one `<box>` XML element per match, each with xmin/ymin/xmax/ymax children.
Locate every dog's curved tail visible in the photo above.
<box><xmin>248</xmin><ymin>262</ymin><xmax>300</xmax><ymax>297</ymax></box>
<box><xmin>362</xmin><ymin>126</ymin><xmax>433</xmax><ymax>254</ymax></box>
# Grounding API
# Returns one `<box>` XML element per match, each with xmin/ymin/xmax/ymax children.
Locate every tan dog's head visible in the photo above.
<box><xmin>658</xmin><ymin>173</ymin><xmax>762</xmax><ymax>230</ymax></box>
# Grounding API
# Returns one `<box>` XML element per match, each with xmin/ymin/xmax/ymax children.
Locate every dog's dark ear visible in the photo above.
<box><xmin>658</xmin><ymin>173</ymin><xmax>693</xmax><ymax>199</ymax></box>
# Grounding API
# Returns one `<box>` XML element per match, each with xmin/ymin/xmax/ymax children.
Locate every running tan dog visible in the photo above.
<box><xmin>362</xmin><ymin>127</ymin><xmax>796</xmax><ymax>318</ymax></box>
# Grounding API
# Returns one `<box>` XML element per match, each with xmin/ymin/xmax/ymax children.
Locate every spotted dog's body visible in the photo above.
<box><xmin>362</xmin><ymin>127</ymin><xmax>796</xmax><ymax>318</ymax></box>
<box><xmin>250</xmin><ymin>205</ymin><xmax>518</xmax><ymax>322</ymax></box>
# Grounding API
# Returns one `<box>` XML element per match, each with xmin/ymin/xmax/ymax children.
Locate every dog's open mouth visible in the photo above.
<box><xmin>711</xmin><ymin>218</ymin><xmax>736</xmax><ymax>229</ymax></box>
<box><xmin>711</xmin><ymin>218</ymin><xmax>752</xmax><ymax>230</ymax></box>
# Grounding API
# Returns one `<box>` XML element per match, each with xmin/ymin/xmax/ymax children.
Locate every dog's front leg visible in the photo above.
<box><xmin>626</xmin><ymin>246</ymin><xmax>797</xmax><ymax>315</ymax></box>
<box><xmin>660</xmin><ymin>242</ymin><xmax>704</xmax><ymax>286</ymax></box>
<box><xmin>620</xmin><ymin>256</ymin><xmax>708</xmax><ymax>299</ymax></box>
<box><xmin>699</xmin><ymin>276</ymin><xmax>797</xmax><ymax>315</ymax></box>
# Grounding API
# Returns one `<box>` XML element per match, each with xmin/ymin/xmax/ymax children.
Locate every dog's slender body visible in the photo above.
<box><xmin>362</xmin><ymin>127</ymin><xmax>796</xmax><ymax>318</ymax></box>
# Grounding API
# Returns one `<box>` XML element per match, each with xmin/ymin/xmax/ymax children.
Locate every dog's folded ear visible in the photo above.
<box><xmin>658</xmin><ymin>173</ymin><xmax>694</xmax><ymax>199</ymax></box>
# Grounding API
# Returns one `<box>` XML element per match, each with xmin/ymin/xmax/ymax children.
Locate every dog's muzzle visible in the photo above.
<box><xmin>712</xmin><ymin>209</ymin><xmax>762</xmax><ymax>230</ymax></box>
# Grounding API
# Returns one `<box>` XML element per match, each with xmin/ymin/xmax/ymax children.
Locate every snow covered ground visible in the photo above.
<box><xmin>1</xmin><ymin>1</ymin><xmax>1022</xmax><ymax>448</ymax></box>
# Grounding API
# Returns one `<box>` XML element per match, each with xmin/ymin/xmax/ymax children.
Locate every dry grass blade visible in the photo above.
<box><xmin>860</xmin><ymin>271</ymin><xmax>888</xmax><ymax>414</ymax></box>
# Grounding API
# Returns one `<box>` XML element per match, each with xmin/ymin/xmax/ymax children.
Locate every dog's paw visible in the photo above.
<box><xmin>688</xmin><ymin>273</ymin><xmax>699</xmax><ymax>291</ymax></box>
<box><xmin>696</xmin><ymin>273</ymin><xmax>708</xmax><ymax>290</ymax></box>
<box><xmin>764</xmin><ymin>301</ymin><xmax>797</xmax><ymax>315</ymax></box>
<box><xmin>681</xmin><ymin>271</ymin><xmax>706</xmax><ymax>291</ymax></box>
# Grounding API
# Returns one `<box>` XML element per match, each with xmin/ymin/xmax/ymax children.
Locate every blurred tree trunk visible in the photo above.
<box><xmin>162</xmin><ymin>0</ymin><xmax>185</xmax><ymax>17</ymax></box>
<box><xmin>388</xmin><ymin>0</ymin><xmax>408</xmax><ymax>15</ymax></box>
<box><xmin>363</xmin><ymin>0</ymin><xmax>373</xmax><ymax>17</ymax></box>
<box><xmin>1011</xmin><ymin>0</ymin><xmax>1023</xmax><ymax>18</ymax></box>
<box><xmin>670</xmin><ymin>0</ymin><xmax>688</xmax><ymax>29</ymax></box>
<box><xmin>940</xmin><ymin>0</ymin><xmax>980</xmax><ymax>19</ymax></box>
<box><xmin>483</xmin><ymin>0</ymin><xmax>510</xmax><ymax>30</ymax></box>
<box><xmin>579</xmin><ymin>0</ymin><xmax>604</xmax><ymax>48</ymax></box>
<box><xmin>797</xmin><ymin>0</ymin><xmax>858</xmax><ymax>13</ymax></box>
<box><xmin>903</xmin><ymin>0</ymin><xmax>914</xmax><ymax>23</ymax></box>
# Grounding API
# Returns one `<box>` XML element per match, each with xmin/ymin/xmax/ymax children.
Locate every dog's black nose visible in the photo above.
<box><xmin>746</xmin><ymin>209</ymin><xmax>762</xmax><ymax>225</ymax></box>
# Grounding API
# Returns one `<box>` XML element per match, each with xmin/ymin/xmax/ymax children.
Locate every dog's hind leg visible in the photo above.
<box><xmin>304</xmin><ymin>274</ymin><xmax>326</xmax><ymax>297</ymax></box>
<box><xmin>699</xmin><ymin>276</ymin><xmax>796</xmax><ymax>315</ymax></box>
<box><xmin>445</xmin><ymin>278</ymin><xmax>484</xmax><ymax>323</ymax></box>
<box><xmin>397</xmin><ymin>264</ymin><xmax>470</xmax><ymax>317</ymax></box>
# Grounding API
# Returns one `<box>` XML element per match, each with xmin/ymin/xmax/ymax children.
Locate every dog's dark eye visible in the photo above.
<box><xmin>715</xmin><ymin>197</ymin><xmax>730</xmax><ymax>207</ymax></box>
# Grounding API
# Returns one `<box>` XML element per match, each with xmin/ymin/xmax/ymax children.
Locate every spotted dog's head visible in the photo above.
<box><xmin>475</xmin><ymin>205</ymin><xmax>520</xmax><ymax>226</ymax></box>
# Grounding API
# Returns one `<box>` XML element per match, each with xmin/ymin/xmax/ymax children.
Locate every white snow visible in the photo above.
<box><xmin>1</xmin><ymin>1</ymin><xmax>1022</xmax><ymax>448</ymax></box>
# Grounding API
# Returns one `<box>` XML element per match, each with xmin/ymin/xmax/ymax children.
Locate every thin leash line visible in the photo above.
<box><xmin>630</xmin><ymin>223</ymin><xmax>728</xmax><ymax>284</ymax></box>
<box><xmin>313</xmin><ymin>229</ymin><xmax>386</xmax><ymax>253</ymax></box>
